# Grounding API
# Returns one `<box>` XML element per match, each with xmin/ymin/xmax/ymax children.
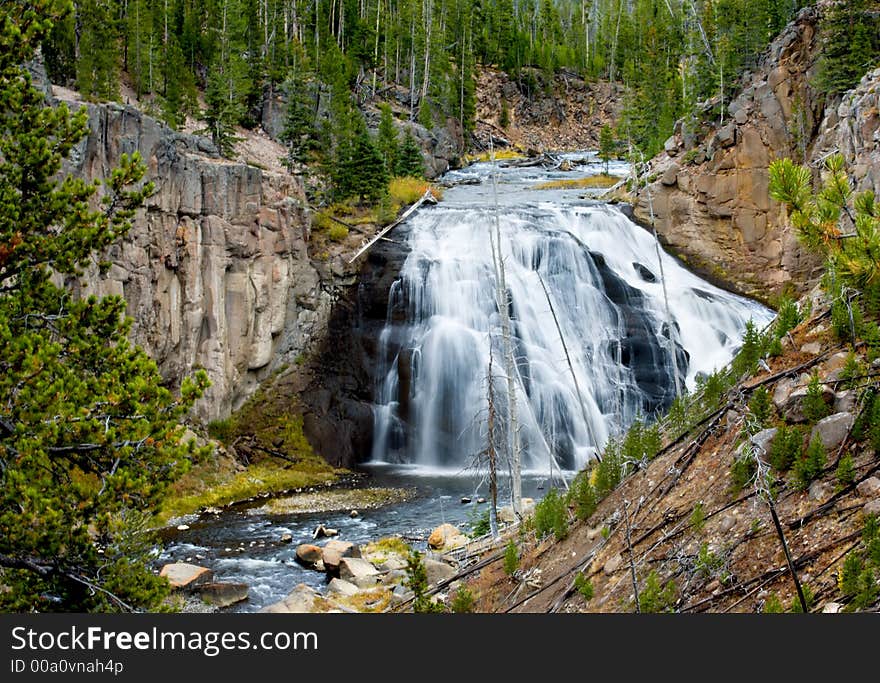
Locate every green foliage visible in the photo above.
<box><xmin>405</xmin><ymin>549</ymin><xmax>444</xmax><ymax>613</ymax></box>
<box><xmin>450</xmin><ymin>584</ymin><xmax>476</xmax><ymax>613</ymax></box>
<box><xmin>792</xmin><ymin>434</ymin><xmax>826</xmax><ymax>491</ymax></box>
<box><xmin>836</xmin><ymin>515</ymin><xmax>880</xmax><ymax>610</ymax></box>
<box><xmin>280</xmin><ymin>71</ymin><xmax>318</xmax><ymax>170</ymax></box>
<box><xmin>598</xmin><ymin>124</ymin><xmax>616</xmax><ymax>175</ymax></box>
<box><xmin>328</xmin><ymin>224</ymin><xmax>349</xmax><ymax>242</ymax></box>
<box><xmin>732</xmin><ymin>320</ymin><xmax>764</xmax><ymax>378</ymax></box>
<box><xmin>803</xmin><ymin>373</ymin><xmax>831</xmax><ymax>423</ymax></box>
<box><xmin>815</xmin><ymin>0</ymin><xmax>880</xmax><ymax>97</ymax></box>
<box><xmin>395</xmin><ymin>131</ymin><xmax>425</xmax><ymax>179</ymax></box>
<box><xmin>503</xmin><ymin>539</ymin><xmax>519</xmax><ymax>576</ymax></box>
<box><xmin>499</xmin><ymin>99</ymin><xmax>510</xmax><ymax>129</ymax></box>
<box><xmin>768</xmin><ymin>424</ymin><xmax>803</xmax><ymax>473</ymax></box>
<box><xmin>695</xmin><ymin>542</ymin><xmax>726</xmax><ymax>581</ymax></box>
<box><xmin>568</xmin><ymin>470</ymin><xmax>598</xmax><ymax>522</ymax></box>
<box><xmin>621</xmin><ymin>416</ymin><xmax>662</xmax><ymax>466</ymax></box>
<box><xmin>534</xmin><ymin>488</ymin><xmax>568</xmax><ymax>541</ymax></box>
<box><xmin>207</xmin><ymin>417</ymin><xmax>237</xmax><ymax>445</ymax></box>
<box><xmin>839</xmin><ymin>552</ymin><xmax>864</xmax><ymax>598</ymax></box>
<box><xmin>774</xmin><ymin>297</ymin><xmax>802</xmax><ymax>339</ymax></box>
<box><xmin>638</xmin><ymin>571</ymin><xmax>677</xmax><ymax>613</ymax></box>
<box><xmin>839</xmin><ymin>353</ymin><xmax>865</xmax><ymax>390</ymax></box>
<box><xmin>689</xmin><ymin>501</ymin><xmax>706</xmax><ymax>534</ymax></box>
<box><xmin>788</xmin><ymin>584</ymin><xmax>814</xmax><ymax>613</ymax></box>
<box><xmin>836</xmin><ymin>453</ymin><xmax>855</xmax><ymax>489</ymax></box>
<box><xmin>748</xmin><ymin>386</ymin><xmax>773</xmax><ymax>429</ymax></box>
<box><xmin>730</xmin><ymin>451</ymin><xmax>757</xmax><ymax>492</ymax></box>
<box><xmin>574</xmin><ymin>572</ymin><xmax>594</xmax><ymax>601</ymax></box>
<box><xmin>376</xmin><ymin>104</ymin><xmax>399</xmax><ymax>177</ymax></box>
<box><xmin>467</xmin><ymin>506</ymin><xmax>491</xmax><ymax>537</ymax></box>
<box><xmin>762</xmin><ymin>594</ymin><xmax>784</xmax><ymax>613</ymax></box>
<box><xmin>0</xmin><ymin>2</ymin><xmax>210</xmax><ymax>612</ymax></box>
<box><xmin>594</xmin><ymin>438</ymin><xmax>624</xmax><ymax>497</ymax></box>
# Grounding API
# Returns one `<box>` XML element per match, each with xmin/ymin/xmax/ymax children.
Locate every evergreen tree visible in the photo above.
<box><xmin>598</xmin><ymin>124</ymin><xmax>615</xmax><ymax>175</ymax></box>
<box><xmin>376</xmin><ymin>103</ymin><xmax>399</xmax><ymax>177</ymax></box>
<box><xmin>204</xmin><ymin>0</ymin><xmax>249</xmax><ymax>157</ymax></box>
<box><xmin>395</xmin><ymin>129</ymin><xmax>424</xmax><ymax>178</ymax></box>
<box><xmin>0</xmin><ymin>0</ymin><xmax>209</xmax><ymax>612</ymax></box>
<box><xmin>339</xmin><ymin>113</ymin><xmax>388</xmax><ymax>204</ymax></box>
<box><xmin>280</xmin><ymin>70</ymin><xmax>317</xmax><ymax>170</ymax></box>
<box><xmin>75</xmin><ymin>0</ymin><xmax>120</xmax><ymax>101</ymax></box>
<box><xmin>816</xmin><ymin>0</ymin><xmax>880</xmax><ymax>96</ymax></box>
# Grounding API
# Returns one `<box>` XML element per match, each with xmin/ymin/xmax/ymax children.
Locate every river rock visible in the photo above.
<box><xmin>327</xmin><ymin>578</ymin><xmax>360</xmax><ymax>597</ymax></box>
<box><xmin>424</xmin><ymin>558</ymin><xmax>457</xmax><ymax>586</ymax></box>
<box><xmin>322</xmin><ymin>540</ymin><xmax>361</xmax><ymax>576</ymax></box>
<box><xmin>159</xmin><ymin>563</ymin><xmax>214</xmax><ymax>590</ymax></box>
<box><xmin>428</xmin><ymin>523</ymin><xmax>469</xmax><ymax>551</ymax></box>
<box><xmin>196</xmin><ymin>582</ymin><xmax>249</xmax><ymax>608</ymax></box>
<box><xmin>810</xmin><ymin>412</ymin><xmax>854</xmax><ymax>451</ymax></box>
<box><xmin>295</xmin><ymin>544</ymin><xmax>324</xmax><ymax>568</ymax></box>
<box><xmin>339</xmin><ymin>557</ymin><xmax>380</xmax><ymax>588</ymax></box>
<box><xmin>312</xmin><ymin>524</ymin><xmax>339</xmax><ymax>539</ymax></box>
<box><xmin>856</xmin><ymin>477</ymin><xmax>880</xmax><ymax>498</ymax></box>
<box><xmin>279</xmin><ymin>533</ymin><xmax>293</xmax><ymax>544</ymax></box>
<box><xmin>260</xmin><ymin>583</ymin><xmax>320</xmax><ymax>613</ymax></box>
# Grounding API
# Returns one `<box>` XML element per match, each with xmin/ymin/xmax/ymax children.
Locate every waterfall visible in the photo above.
<box><xmin>370</xmin><ymin>184</ymin><xmax>773</xmax><ymax>474</ymax></box>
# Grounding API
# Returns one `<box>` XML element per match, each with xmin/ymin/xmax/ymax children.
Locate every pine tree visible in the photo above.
<box><xmin>816</xmin><ymin>0</ymin><xmax>880</xmax><ymax>96</ymax></box>
<box><xmin>75</xmin><ymin>0</ymin><xmax>120</xmax><ymax>101</ymax></box>
<box><xmin>0</xmin><ymin>1</ymin><xmax>210</xmax><ymax>612</ymax></box>
<box><xmin>376</xmin><ymin>103</ymin><xmax>399</xmax><ymax>177</ymax></box>
<box><xmin>343</xmin><ymin>113</ymin><xmax>389</xmax><ymax>204</ymax></box>
<box><xmin>598</xmin><ymin>123</ymin><xmax>615</xmax><ymax>175</ymax></box>
<box><xmin>395</xmin><ymin>129</ymin><xmax>425</xmax><ymax>178</ymax></box>
<box><xmin>204</xmin><ymin>0</ymin><xmax>249</xmax><ymax>157</ymax></box>
<box><xmin>280</xmin><ymin>70</ymin><xmax>317</xmax><ymax>170</ymax></box>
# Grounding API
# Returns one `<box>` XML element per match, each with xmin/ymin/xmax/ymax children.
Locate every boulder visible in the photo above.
<box><xmin>660</xmin><ymin>163</ymin><xmax>679</xmax><ymax>187</ymax></box>
<box><xmin>159</xmin><ymin>563</ymin><xmax>214</xmax><ymax>590</ymax></box>
<box><xmin>808</xmin><ymin>480</ymin><xmax>832</xmax><ymax>502</ymax></box>
<box><xmin>424</xmin><ymin>558</ymin><xmax>457</xmax><ymax>586</ymax></box>
<box><xmin>863</xmin><ymin>499</ymin><xmax>880</xmax><ymax>517</ymax></box>
<box><xmin>279</xmin><ymin>533</ymin><xmax>293</xmax><ymax>544</ymax></box>
<box><xmin>322</xmin><ymin>540</ymin><xmax>361</xmax><ymax>576</ymax></box>
<box><xmin>391</xmin><ymin>583</ymin><xmax>414</xmax><ymax>606</ymax></box>
<box><xmin>603</xmin><ymin>553</ymin><xmax>623</xmax><ymax>575</ymax></box>
<box><xmin>810</xmin><ymin>412</ymin><xmax>854</xmax><ymax>451</ymax></box>
<box><xmin>427</xmin><ymin>523</ymin><xmax>469</xmax><ymax>551</ymax></box>
<box><xmin>196</xmin><ymin>583</ymin><xmax>249</xmax><ymax>608</ymax></box>
<box><xmin>339</xmin><ymin>557</ymin><xmax>380</xmax><ymax>588</ymax></box>
<box><xmin>783</xmin><ymin>385</ymin><xmax>834</xmax><ymax>423</ymax></box>
<box><xmin>800</xmin><ymin>341</ymin><xmax>822</xmax><ymax>355</ymax></box>
<box><xmin>327</xmin><ymin>578</ymin><xmax>360</xmax><ymax>597</ymax></box>
<box><xmin>750</xmin><ymin>427</ymin><xmax>778</xmax><ymax>454</ymax></box>
<box><xmin>856</xmin><ymin>477</ymin><xmax>880</xmax><ymax>498</ymax></box>
<box><xmin>260</xmin><ymin>583</ymin><xmax>320</xmax><ymax>613</ymax></box>
<box><xmin>313</xmin><ymin>524</ymin><xmax>339</xmax><ymax>539</ymax></box>
<box><xmin>772</xmin><ymin>378</ymin><xmax>796</xmax><ymax>411</ymax></box>
<box><xmin>295</xmin><ymin>544</ymin><xmax>324</xmax><ymax>569</ymax></box>
<box><xmin>718</xmin><ymin>515</ymin><xmax>737</xmax><ymax>534</ymax></box>
<box><xmin>834</xmin><ymin>390</ymin><xmax>856</xmax><ymax>414</ymax></box>
<box><xmin>822</xmin><ymin>602</ymin><xmax>843</xmax><ymax>614</ymax></box>
<box><xmin>381</xmin><ymin>569</ymin><xmax>407</xmax><ymax>586</ymax></box>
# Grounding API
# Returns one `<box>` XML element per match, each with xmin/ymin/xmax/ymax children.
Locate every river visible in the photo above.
<box><xmin>160</xmin><ymin>151</ymin><xmax>773</xmax><ymax>612</ymax></box>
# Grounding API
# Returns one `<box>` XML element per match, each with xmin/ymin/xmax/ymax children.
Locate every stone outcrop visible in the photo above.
<box><xmin>634</xmin><ymin>7</ymin><xmax>827</xmax><ymax>302</ymax></box>
<box><xmin>55</xmin><ymin>89</ymin><xmax>340</xmax><ymax>423</ymax></box>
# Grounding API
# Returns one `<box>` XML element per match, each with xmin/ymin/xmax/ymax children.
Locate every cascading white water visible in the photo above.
<box><xmin>370</xmin><ymin>157</ymin><xmax>774</xmax><ymax>474</ymax></box>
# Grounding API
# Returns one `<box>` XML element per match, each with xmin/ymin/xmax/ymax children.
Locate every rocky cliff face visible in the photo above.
<box><xmin>57</xmin><ymin>92</ymin><xmax>341</xmax><ymax>423</ymax></box>
<box><xmin>634</xmin><ymin>8</ymin><xmax>827</xmax><ymax>303</ymax></box>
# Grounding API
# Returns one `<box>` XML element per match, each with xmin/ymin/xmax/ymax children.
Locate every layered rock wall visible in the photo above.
<box><xmin>59</xmin><ymin>94</ymin><xmax>336</xmax><ymax>422</ymax></box>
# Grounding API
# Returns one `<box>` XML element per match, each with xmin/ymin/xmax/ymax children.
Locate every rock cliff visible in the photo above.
<box><xmin>633</xmin><ymin>7</ymin><xmax>832</xmax><ymax>303</ymax></box>
<box><xmin>56</xmin><ymin>91</ymin><xmax>339</xmax><ymax>423</ymax></box>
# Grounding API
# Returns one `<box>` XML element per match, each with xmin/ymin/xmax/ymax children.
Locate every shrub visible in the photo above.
<box><xmin>768</xmin><ymin>424</ymin><xmax>803</xmax><ymax>473</ymax></box>
<box><xmin>748</xmin><ymin>387</ymin><xmax>772</xmax><ymax>428</ymax></box>
<box><xmin>207</xmin><ymin>417</ymin><xmax>237</xmax><ymax>445</ymax></box>
<box><xmin>732</xmin><ymin>320</ymin><xmax>764</xmax><ymax>377</ymax></box>
<box><xmin>839</xmin><ymin>352</ymin><xmax>864</xmax><ymax>389</ymax></box>
<box><xmin>594</xmin><ymin>439</ymin><xmax>624</xmax><ymax>497</ymax></box>
<box><xmin>792</xmin><ymin>434</ymin><xmax>826</xmax><ymax>491</ymax></box>
<box><xmin>788</xmin><ymin>584</ymin><xmax>814</xmax><ymax>613</ymax></box>
<box><xmin>836</xmin><ymin>453</ymin><xmax>855</xmax><ymax>488</ymax></box>
<box><xmin>450</xmin><ymin>584</ymin><xmax>476</xmax><ymax>613</ymax></box>
<box><xmin>568</xmin><ymin>471</ymin><xmax>598</xmax><ymax>521</ymax></box>
<box><xmin>762</xmin><ymin>595</ymin><xmax>784</xmax><ymax>613</ymax></box>
<box><xmin>839</xmin><ymin>552</ymin><xmax>864</xmax><ymax>597</ymax></box>
<box><xmin>534</xmin><ymin>488</ymin><xmax>568</xmax><ymax>540</ymax></box>
<box><xmin>695</xmin><ymin>542</ymin><xmax>725</xmax><ymax>580</ymax></box>
<box><xmin>468</xmin><ymin>507</ymin><xmax>491</xmax><ymax>536</ymax></box>
<box><xmin>730</xmin><ymin>451</ymin><xmax>757</xmax><ymax>492</ymax></box>
<box><xmin>689</xmin><ymin>501</ymin><xmax>706</xmax><ymax>533</ymax></box>
<box><xmin>328</xmin><ymin>223</ymin><xmax>349</xmax><ymax>241</ymax></box>
<box><xmin>774</xmin><ymin>297</ymin><xmax>801</xmax><ymax>339</ymax></box>
<box><xmin>638</xmin><ymin>571</ymin><xmax>677</xmax><ymax>613</ymax></box>
<box><xmin>802</xmin><ymin>373</ymin><xmax>831</xmax><ymax>423</ymax></box>
<box><xmin>388</xmin><ymin>176</ymin><xmax>432</xmax><ymax>205</ymax></box>
<box><xmin>574</xmin><ymin>572</ymin><xmax>594</xmax><ymax>601</ymax></box>
<box><xmin>503</xmin><ymin>539</ymin><xmax>520</xmax><ymax>576</ymax></box>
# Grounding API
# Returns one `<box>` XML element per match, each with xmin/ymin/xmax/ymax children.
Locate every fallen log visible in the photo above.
<box><xmin>347</xmin><ymin>189</ymin><xmax>437</xmax><ymax>264</ymax></box>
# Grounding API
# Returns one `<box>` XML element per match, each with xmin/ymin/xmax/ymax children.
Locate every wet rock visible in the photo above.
<box><xmin>810</xmin><ymin>412</ymin><xmax>854</xmax><ymax>451</ymax></box>
<box><xmin>159</xmin><ymin>563</ymin><xmax>214</xmax><ymax>590</ymax></box>
<box><xmin>279</xmin><ymin>533</ymin><xmax>293</xmax><ymax>544</ymax></box>
<box><xmin>295</xmin><ymin>544</ymin><xmax>324</xmax><ymax>568</ymax></box>
<box><xmin>312</xmin><ymin>524</ymin><xmax>339</xmax><ymax>539</ymax></box>
<box><xmin>633</xmin><ymin>262</ymin><xmax>657</xmax><ymax>282</ymax></box>
<box><xmin>460</xmin><ymin>497</ymin><xmax>472</xmax><ymax>504</ymax></box>
<box><xmin>322</xmin><ymin>540</ymin><xmax>361</xmax><ymax>577</ymax></box>
<box><xmin>349</xmin><ymin>510</ymin><xmax>359</xmax><ymax>518</ymax></box>
<box><xmin>197</xmin><ymin>583</ymin><xmax>249</xmax><ymax>608</ymax></box>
